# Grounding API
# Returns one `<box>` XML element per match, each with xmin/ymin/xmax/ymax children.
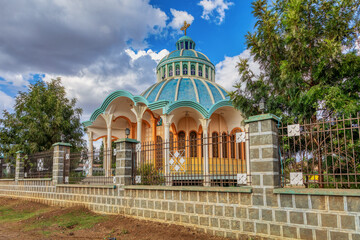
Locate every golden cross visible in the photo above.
<box><xmin>180</xmin><ymin>21</ymin><xmax>190</xmax><ymax>35</ymax></box>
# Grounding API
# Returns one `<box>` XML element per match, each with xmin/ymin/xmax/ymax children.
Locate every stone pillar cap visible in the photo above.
<box><xmin>245</xmin><ymin>113</ymin><xmax>281</xmax><ymax>123</ymax></box>
<box><xmin>52</xmin><ymin>142</ymin><xmax>72</xmax><ymax>147</ymax></box>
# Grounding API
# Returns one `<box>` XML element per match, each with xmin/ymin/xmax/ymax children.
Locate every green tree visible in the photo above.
<box><xmin>0</xmin><ymin>78</ymin><xmax>85</xmax><ymax>156</ymax></box>
<box><xmin>230</xmin><ymin>0</ymin><xmax>360</xmax><ymax>122</ymax></box>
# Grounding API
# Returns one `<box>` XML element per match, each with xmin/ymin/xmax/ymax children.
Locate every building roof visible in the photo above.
<box><xmin>141</xmin><ymin>78</ymin><xmax>229</xmax><ymax>110</ymax></box>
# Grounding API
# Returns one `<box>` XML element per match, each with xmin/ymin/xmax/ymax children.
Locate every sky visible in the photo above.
<box><xmin>0</xmin><ymin>0</ymin><xmax>260</xmax><ymax>122</ymax></box>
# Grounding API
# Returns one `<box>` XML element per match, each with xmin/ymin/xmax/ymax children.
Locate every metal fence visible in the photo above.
<box><xmin>25</xmin><ymin>150</ymin><xmax>53</xmax><ymax>178</ymax></box>
<box><xmin>132</xmin><ymin>132</ymin><xmax>248</xmax><ymax>187</ymax></box>
<box><xmin>279</xmin><ymin>114</ymin><xmax>360</xmax><ymax>188</ymax></box>
<box><xmin>68</xmin><ymin>149</ymin><xmax>115</xmax><ymax>185</ymax></box>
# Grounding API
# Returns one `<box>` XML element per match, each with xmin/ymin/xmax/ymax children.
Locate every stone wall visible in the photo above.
<box><xmin>0</xmin><ymin>180</ymin><xmax>359</xmax><ymax>239</ymax></box>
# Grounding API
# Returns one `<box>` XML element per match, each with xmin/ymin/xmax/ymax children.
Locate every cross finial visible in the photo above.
<box><xmin>180</xmin><ymin>21</ymin><xmax>191</xmax><ymax>35</ymax></box>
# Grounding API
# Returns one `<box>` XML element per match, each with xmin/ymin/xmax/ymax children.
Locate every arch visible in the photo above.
<box><xmin>183</xmin><ymin>63</ymin><xmax>188</xmax><ymax>75</ymax></box>
<box><xmin>211</xmin><ymin>132</ymin><xmax>219</xmax><ymax>158</ymax></box>
<box><xmin>168</xmin><ymin>65</ymin><xmax>173</xmax><ymax>77</ymax></box>
<box><xmin>197</xmin><ymin>124</ymin><xmax>203</xmax><ymax>134</ymax></box>
<box><xmin>87</xmin><ymin>90</ymin><xmax>149</xmax><ymax>124</ymax></box>
<box><xmin>155</xmin><ymin>136</ymin><xmax>163</xmax><ymax>170</ymax></box>
<box><xmin>222</xmin><ymin>132</ymin><xmax>228</xmax><ymax>158</ymax></box>
<box><xmin>208</xmin><ymin>100</ymin><xmax>233</xmax><ymax>117</ymax></box>
<box><xmin>166</xmin><ymin>101</ymin><xmax>209</xmax><ymax>118</ymax></box>
<box><xmin>142</xmin><ymin>119</ymin><xmax>151</xmax><ymax>128</ymax></box>
<box><xmin>230</xmin><ymin>127</ymin><xmax>243</xmax><ymax>135</ymax></box>
<box><xmin>191</xmin><ymin>64</ymin><xmax>196</xmax><ymax>75</ymax></box>
<box><xmin>178</xmin><ymin>131</ymin><xmax>186</xmax><ymax>152</ymax></box>
<box><xmin>93</xmin><ymin>135</ymin><xmax>119</xmax><ymax>142</ymax></box>
<box><xmin>113</xmin><ymin>115</ymin><xmax>132</xmax><ymax>126</ymax></box>
<box><xmin>170</xmin><ymin>123</ymin><xmax>177</xmax><ymax>135</ymax></box>
<box><xmin>175</xmin><ymin>64</ymin><xmax>180</xmax><ymax>75</ymax></box>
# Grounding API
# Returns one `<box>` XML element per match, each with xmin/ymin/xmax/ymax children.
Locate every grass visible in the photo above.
<box><xmin>25</xmin><ymin>208</ymin><xmax>107</xmax><ymax>234</ymax></box>
<box><xmin>0</xmin><ymin>206</ymin><xmax>49</xmax><ymax>222</ymax></box>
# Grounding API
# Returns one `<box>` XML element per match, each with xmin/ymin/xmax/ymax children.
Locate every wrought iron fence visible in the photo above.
<box><xmin>132</xmin><ymin>132</ymin><xmax>249</xmax><ymax>187</ymax></box>
<box><xmin>25</xmin><ymin>150</ymin><xmax>53</xmax><ymax>178</ymax></box>
<box><xmin>68</xmin><ymin>149</ymin><xmax>115</xmax><ymax>185</ymax></box>
<box><xmin>279</xmin><ymin>114</ymin><xmax>360</xmax><ymax>188</ymax></box>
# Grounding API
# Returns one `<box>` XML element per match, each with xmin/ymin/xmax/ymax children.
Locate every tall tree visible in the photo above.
<box><xmin>229</xmin><ymin>0</ymin><xmax>360</xmax><ymax>122</ymax></box>
<box><xmin>0</xmin><ymin>78</ymin><xmax>84</xmax><ymax>155</ymax></box>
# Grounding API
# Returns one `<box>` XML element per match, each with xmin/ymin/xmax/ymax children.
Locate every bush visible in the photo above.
<box><xmin>137</xmin><ymin>163</ymin><xmax>165</xmax><ymax>185</ymax></box>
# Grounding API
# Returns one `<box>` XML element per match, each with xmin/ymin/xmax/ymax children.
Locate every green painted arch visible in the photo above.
<box><xmin>208</xmin><ymin>100</ymin><xmax>234</xmax><ymax>117</ymax></box>
<box><xmin>89</xmin><ymin>90</ymin><xmax>149</xmax><ymax>123</ymax></box>
<box><xmin>165</xmin><ymin>100</ymin><xmax>209</xmax><ymax>118</ymax></box>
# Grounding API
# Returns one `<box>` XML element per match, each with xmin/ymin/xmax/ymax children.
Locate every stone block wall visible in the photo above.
<box><xmin>0</xmin><ymin>181</ymin><xmax>359</xmax><ymax>239</ymax></box>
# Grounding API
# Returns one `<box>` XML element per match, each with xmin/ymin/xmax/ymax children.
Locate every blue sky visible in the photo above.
<box><xmin>0</xmin><ymin>0</ymin><xmax>258</xmax><ymax>120</ymax></box>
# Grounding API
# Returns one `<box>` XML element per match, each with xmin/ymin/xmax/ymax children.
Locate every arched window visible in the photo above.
<box><xmin>230</xmin><ymin>129</ymin><xmax>242</xmax><ymax>159</ymax></box>
<box><xmin>178</xmin><ymin>131</ymin><xmax>186</xmax><ymax>153</ymax></box>
<box><xmin>183</xmin><ymin>64</ymin><xmax>188</xmax><ymax>75</ymax></box>
<box><xmin>170</xmin><ymin>132</ymin><xmax>174</xmax><ymax>152</ymax></box>
<box><xmin>180</xmin><ymin>42</ymin><xmax>184</xmax><ymax>49</ymax></box>
<box><xmin>201</xmin><ymin>133</ymin><xmax>204</xmax><ymax>157</ymax></box>
<box><xmin>222</xmin><ymin>133</ymin><xmax>228</xmax><ymax>158</ymax></box>
<box><xmin>162</xmin><ymin>66</ymin><xmax>166</xmax><ymax>79</ymax></box>
<box><xmin>212</xmin><ymin>132</ymin><xmax>219</xmax><ymax>158</ymax></box>
<box><xmin>155</xmin><ymin>136</ymin><xmax>163</xmax><ymax>170</ymax></box>
<box><xmin>168</xmin><ymin>65</ymin><xmax>173</xmax><ymax>77</ymax></box>
<box><xmin>198</xmin><ymin>65</ymin><xmax>203</xmax><ymax>77</ymax></box>
<box><xmin>191</xmin><ymin>65</ymin><xmax>196</xmax><ymax>75</ymax></box>
<box><xmin>189</xmin><ymin>42</ymin><xmax>192</xmax><ymax>49</ymax></box>
<box><xmin>185</xmin><ymin>41</ymin><xmax>188</xmax><ymax>49</ymax></box>
<box><xmin>189</xmin><ymin>131</ymin><xmax>197</xmax><ymax>157</ymax></box>
<box><xmin>205</xmin><ymin>67</ymin><xmax>209</xmax><ymax>79</ymax></box>
<box><xmin>175</xmin><ymin>65</ymin><xmax>180</xmax><ymax>75</ymax></box>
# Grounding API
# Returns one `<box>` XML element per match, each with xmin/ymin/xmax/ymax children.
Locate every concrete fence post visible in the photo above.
<box><xmin>115</xmin><ymin>138</ymin><xmax>138</xmax><ymax>186</ymax></box>
<box><xmin>245</xmin><ymin>114</ymin><xmax>281</xmax><ymax>206</ymax></box>
<box><xmin>52</xmin><ymin>142</ymin><xmax>71</xmax><ymax>185</ymax></box>
<box><xmin>0</xmin><ymin>156</ymin><xmax>3</xmax><ymax>178</ymax></box>
<box><xmin>15</xmin><ymin>151</ymin><xmax>25</xmax><ymax>182</ymax></box>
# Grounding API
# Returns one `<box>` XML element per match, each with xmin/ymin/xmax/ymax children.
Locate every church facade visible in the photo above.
<box><xmin>83</xmin><ymin>28</ymin><xmax>246</xmax><ymax>180</ymax></box>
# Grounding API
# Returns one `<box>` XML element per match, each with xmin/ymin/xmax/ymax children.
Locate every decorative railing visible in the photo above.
<box><xmin>279</xmin><ymin>114</ymin><xmax>360</xmax><ymax>188</ymax></box>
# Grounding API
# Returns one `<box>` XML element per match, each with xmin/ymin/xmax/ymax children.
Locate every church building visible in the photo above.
<box><xmin>83</xmin><ymin>23</ymin><xmax>246</xmax><ymax>182</ymax></box>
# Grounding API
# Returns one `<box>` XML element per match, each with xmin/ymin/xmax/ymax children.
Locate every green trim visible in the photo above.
<box><xmin>158</xmin><ymin>57</ymin><xmax>215</xmax><ymax>70</ymax></box>
<box><xmin>245</xmin><ymin>113</ymin><xmax>281</xmax><ymax>123</ymax></box>
<box><xmin>84</xmin><ymin>90</ymin><xmax>150</xmax><ymax>127</ymax></box>
<box><xmin>57</xmin><ymin>184</ymin><xmax>116</xmax><ymax>189</ymax></box>
<box><xmin>208</xmin><ymin>100</ymin><xmax>233</xmax><ymax>116</ymax></box>
<box><xmin>114</xmin><ymin>138</ymin><xmax>139</xmax><ymax>143</ymax></box>
<box><xmin>273</xmin><ymin>188</ymin><xmax>360</xmax><ymax>196</ymax></box>
<box><xmin>15</xmin><ymin>151</ymin><xmax>24</xmax><ymax>154</ymax></box>
<box><xmin>166</xmin><ymin>100</ymin><xmax>209</xmax><ymax>118</ymax></box>
<box><xmin>52</xmin><ymin>142</ymin><xmax>72</xmax><ymax>147</ymax></box>
<box><xmin>148</xmin><ymin>100</ymin><xmax>170</xmax><ymax>111</ymax></box>
<box><xmin>123</xmin><ymin>185</ymin><xmax>252</xmax><ymax>193</ymax></box>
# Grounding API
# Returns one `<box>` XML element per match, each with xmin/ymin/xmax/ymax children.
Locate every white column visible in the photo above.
<box><xmin>200</xmin><ymin>119</ymin><xmax>211</xmax><ymax>186</ymax></box>
<box><xmin>131</xmin><ymin>105</ymin><xmax>147</xmax><ymax>142</ymax></box>
<box><xmin>180</xmin><ymin>61</ymin><xmax>183</xmax><ymax>76</ymax></box>
<box><xmin>161</xmin><ymin>114</ymin><xmax>174</xmax><ymax>186</ymax></box>
<box><xmin>196</xmin><ymin>62</ymin><xmax>199</xmax><ymax>77</ymax></box>
<box><xmin>87</xmin><ymin>131</ymin><xmax>94</xmax><ymax>176</ymax></box>
<box><xmin>101</xmin><ymin>113</ymin><xmax>114</xmax><ymax>177</ymax></box>
<box><xmin>103</xmin><ymin>137</ymin><xmax>108</xmax><ymax>176</ymax></box>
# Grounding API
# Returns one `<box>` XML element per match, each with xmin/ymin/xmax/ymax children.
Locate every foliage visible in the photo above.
<box><xmin>0</xmin><ymin>78</ymin><xmax>85</xmax><ymax>156</ymax></box>
<box><xmin>137</xmin><ymin>163</ymin><xmax>165</xmax><ymax>185</ymax></box>
<box><xmin>229</xmin><ymin>0</ymin><xmax>360</xmax><ymax>123</ymax></box>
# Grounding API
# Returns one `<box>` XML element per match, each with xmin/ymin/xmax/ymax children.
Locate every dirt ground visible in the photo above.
<box><xmin>0</xmin><ymin>197</ymin><xmax>229</xmax><ymax>240</ymax></box>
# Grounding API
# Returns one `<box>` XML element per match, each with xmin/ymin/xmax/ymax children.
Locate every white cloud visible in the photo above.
<box><xmin>0</xmin><ymin>0</ymin><xmax>171</xmax><ymax>121</ymax></box>
<box><xmin>43</xmin><ymin>48</ymin><xmax>169</xmax><ymax>122</ymax></box>
<box><xmin>216</xmin><ymin>49</ymin><xmax>260</xmax><ymax>91</ymax></box>
<box><xmin>168</xmin><ymin>9</ymin><xmax>194</xmax><ymax>32</ymax></box>
<box><xmin>0</xmin><ymin>91</ymin><xmax>14</xmax><ymax>116</ymax></box>
<box><xmin>125</xmin><ymin>49</ymin><xmax>169</xmax><ymax>63</ymax></box>
<box><xmin>198</xmin><ymin>0</ymin><xmax>234</xmax><ymax>24</ymax></box>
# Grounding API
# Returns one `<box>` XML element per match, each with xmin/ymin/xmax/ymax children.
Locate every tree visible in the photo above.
<box><xmin>229</xmin><ymin>0</ymin><xmax>360</xmax><ymax>122</ymax></box>
<box><xmin>0</xmin><ymin>78</ymin><xmax>85</xmax><ymax>156</ymax></box>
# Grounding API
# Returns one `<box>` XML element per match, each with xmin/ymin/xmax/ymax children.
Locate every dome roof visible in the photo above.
<box><xmin>158</xmin><ymin>49</ymin><xmax>211</xmax><ymax>65</ymax></box>
<box><xmin>141</xmin><ymin>78</ymin><xmax>229</xmax><ymax>110</ymax></box>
